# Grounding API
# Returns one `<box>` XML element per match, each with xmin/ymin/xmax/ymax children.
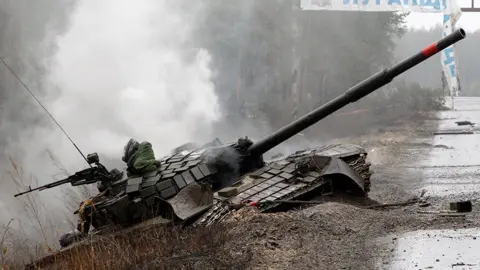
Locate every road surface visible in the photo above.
<box><xmin>381</xmin><ymin>97</ymin><xmax>480</xmax><ymax>270</ymax></box>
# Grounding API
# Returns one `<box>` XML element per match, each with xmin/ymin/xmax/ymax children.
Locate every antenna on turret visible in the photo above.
<box><xmin>0</xmin><ymin>57</ymin><xmax>92</xmax><ymax>167</ymax></box>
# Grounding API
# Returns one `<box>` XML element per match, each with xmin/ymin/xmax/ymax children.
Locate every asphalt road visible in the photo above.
<box><xmin>383</xmin><ymin>97</ymin><xmax>480</xmax><ymax>270</ymax></box>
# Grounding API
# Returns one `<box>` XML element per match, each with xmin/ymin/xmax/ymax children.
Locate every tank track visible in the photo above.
<box><xmin>344</xmin><ymin>154</ymin><xmax>372</xmax><ymax>193</ymax></box>
<box><xmin>193</xmin><ymin>154</ymin><xmax>371</xmax><ymax>227</ymax></box>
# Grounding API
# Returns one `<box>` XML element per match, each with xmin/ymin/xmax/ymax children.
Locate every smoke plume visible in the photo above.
<box><xmin>39</xmin><ymin>0</ymin><xmax>220</xmax><ymax>168</ymax></box>
<box><xmin>0</xmin><ymin>0</ymin><xmax>221</xmax><ymax>251</ymax></box>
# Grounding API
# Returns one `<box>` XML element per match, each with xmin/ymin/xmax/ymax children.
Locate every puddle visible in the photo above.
<box><xmin>377</xmin><ymin>228</ymin><xmax>480</xmax><ymax>270</ymax></box>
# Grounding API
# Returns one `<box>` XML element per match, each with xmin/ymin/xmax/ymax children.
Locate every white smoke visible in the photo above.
<box><xmin>26</xmin><ymin>0</ymin><xmax>221</xmax><ymax>173</ymax></box>
<box><xmin>3</xmin><ymin>0</ymin><xmax>221</xmax><ymax>236</ymax></box>
<box><xmin>0</xmin><ymin>0</ymin><xmax>221</xmax><ymax>253</ymax></box>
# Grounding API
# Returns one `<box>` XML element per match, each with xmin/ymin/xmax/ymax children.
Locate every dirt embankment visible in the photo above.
<box><xmin>31</xmin><ymin>202</ymin><xmax>475</xmax><ymax>270</ymax></box>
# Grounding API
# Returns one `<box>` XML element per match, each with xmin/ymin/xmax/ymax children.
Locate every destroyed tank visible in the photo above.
<box><xmin>14</xmin><ymin>28</ymin><xmax>465</xmax><ymax>258</ymax></box>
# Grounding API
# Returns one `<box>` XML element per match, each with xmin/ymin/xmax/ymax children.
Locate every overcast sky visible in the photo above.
<box><xmin>405</xmin><ymin>0</ymin><xmax>479</xmax><ymax>31</ymax></box>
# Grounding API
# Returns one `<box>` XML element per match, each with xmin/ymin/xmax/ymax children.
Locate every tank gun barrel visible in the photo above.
<box><xmin>247</xmin><ymin>28</ymin><xmax>466</xmax><ymax>157</ymax></box>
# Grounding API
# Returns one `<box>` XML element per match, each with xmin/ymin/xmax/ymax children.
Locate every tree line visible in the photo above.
<box><xmin>192</xmin><ymin>0</ymin><xmax>441</xmax><ymax>140</ymax></box>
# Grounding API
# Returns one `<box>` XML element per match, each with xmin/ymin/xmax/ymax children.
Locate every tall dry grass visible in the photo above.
<box><xmin>0</xmin><ymin>153</ymin><xmax>96</xmax><ymax>269</ymax></box>
<box><xmin>29</xmin><ymin>223</ymin><xmax>251</xmax><ymax>270</ymax></box>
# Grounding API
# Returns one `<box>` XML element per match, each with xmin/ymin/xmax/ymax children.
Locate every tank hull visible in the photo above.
<box><xmin>79</xmin><ymin>142</ymin><xmax>370</xmax><ymax>230</ymax></box>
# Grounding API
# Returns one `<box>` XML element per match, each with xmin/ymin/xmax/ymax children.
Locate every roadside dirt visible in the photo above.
<box><xmin>225</xmin><ymin>203</ymin><xmax>476</xmax><ymax>270</ymax></box>
<box><xmin>220</xmin><ymin>113</ymin><xmax>479</xmax><ymax>270</ymax></box>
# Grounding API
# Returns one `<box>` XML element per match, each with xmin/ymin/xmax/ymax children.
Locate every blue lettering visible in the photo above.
<box><xmin>443</xmin><ymin>14</ymin><xmax>451</xmax><ymax>23</ymax></box>
<box><xmin>343</xmin><ymin>0</ymin><xmax>443</xmax><ymax>7</ymax></box>
<box><xmin>420</xmin><ymin>0</ymin><xmax>441</xmax><ymax>9</ymax></box>
<box><xmin>449</xmin><ymin>64</ymin><xmax>456</xmax><ymax>77</ymax></box>
<box><xmin>388</xmin><ymin>0</ymin><xmax>402</xmax><ymax>4</ymax></box>
<box><xmin>402</xmin><ymin>0</ymin><xmax>419</xmax><ymax>5</ymax></box>
<box><xmin>343</xmin><ymin>0</ymin><xmax>386</xmax><ymax>4</ymax></box>
<box><xmin>443</xmin><ymin>47</ymin><xmax>454</xmax><ymax>65</ymax></box>
<box><xmin>444</xmin><ymin>46</ymin><xmax>456</xmax><ymax>78</ymax></box>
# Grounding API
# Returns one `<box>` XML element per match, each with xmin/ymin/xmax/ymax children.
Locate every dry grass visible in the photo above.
<box><xmin>0</xmin><ymin>157</ymin><xmax>64</xmax><ymax>269</ymax></box>
<box><xmin>0</xmin><ymin>153</ymin><xmax>96</xmax><ymax>269</ymax></box>
<box><xmin>27</xmin><ymin>223</ymin><xmax>251</xmax><ymax>270</ymax></box>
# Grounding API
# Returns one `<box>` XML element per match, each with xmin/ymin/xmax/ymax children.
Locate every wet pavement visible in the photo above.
<box><xmin>379</xmin><ymin>229</ymin><xmax>480</xmax><ymax>269</ymax></box>
<box><xmin>407</xmin><ymin>97</ymin><xmax>480</xmax><ymax>202</ymax></box>
<box><xmin>379</xmin><ymin>97</ymin><xmax>480</xmax><ymax>269</ymax></box>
